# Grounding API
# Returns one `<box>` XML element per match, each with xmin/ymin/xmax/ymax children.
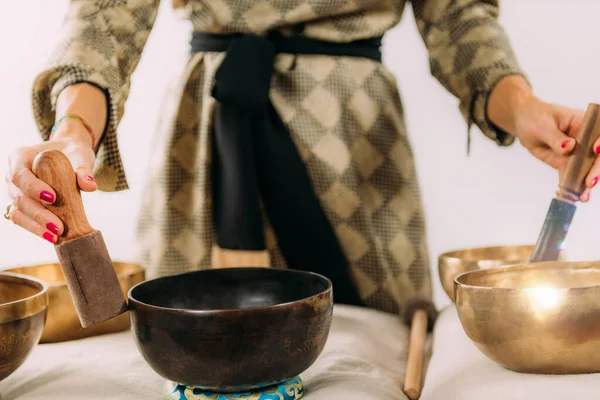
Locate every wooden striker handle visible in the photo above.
<box><xmin>403</xmin><ymin>309</ymin><xmax>428</xmax><ymax>400</ymax></box>
<box><xmin>558</xmin><ymin>103</ymin><xmax>600</xmax><ymax>202</ymax></box>
<box><xmin>32</xmin><ymin>150</ymin><xmax>94</xmax><ymax>244</ymax></box>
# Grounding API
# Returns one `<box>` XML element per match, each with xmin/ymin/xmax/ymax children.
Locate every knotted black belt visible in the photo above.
<box><xmin>191</xmin><ymin>31</ymin><xmax>382</xmax><ymax>306</ymax></box>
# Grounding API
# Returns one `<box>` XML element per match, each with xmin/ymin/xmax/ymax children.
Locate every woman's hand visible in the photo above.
<box><xmin>488</xmin><ymin>75</ymin><xmax>597</xmax><ymax>202</ymax></box>
<box><xmin>5</xmin><ymin>122</ymin><xmax>97</xmax><ymax>243</ymax></box>
<box><xmin>5</xmin><ymin>82</ymin><xmax>107</xmax><ymax>243</ymax></box>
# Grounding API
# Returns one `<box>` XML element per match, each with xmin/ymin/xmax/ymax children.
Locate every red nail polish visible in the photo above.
<box><xmin>596</xmin><ymin>145</ymin><xmax>600</xmax><ymax>154</ymax></box>
<box><xmin>40</xmin><ymin>191</ymin><xmax>54</xmax><ymax>203</ymax></box>
<box><xmin>592</xmin><ymin>177</ymin><xmax>599</xmax><ymax>188</ymax></box>
<box><xmin>43</xmin><ymin>232</ymin><xmax>55</xmax><ymax>244</ymax></box>
<box><xmin>46</xmin><ymin>222</ymin><xmax>59</xmax><ymax>235</ymax></box>
<box><xmin>561</xmin><ymin>140</ymin><xmax>570</xmax><ymax>149</ymax></box>
<box><xmin>84</xmin><ymin>175</ymin><xmax>96</xmax><ymax>182</ymax></box>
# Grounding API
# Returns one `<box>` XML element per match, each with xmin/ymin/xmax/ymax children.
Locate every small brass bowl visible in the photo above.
<box><xmin>454</xmin><ymin>261</ymin><xmax>600</xmax><ymax>374</ymax></box>
<box><xmin>6</xmin><ymin>262</ymin><xmax>145</xmax><ymax>343</ymax></box>
<box><xmin>439</xmin><ymin>245</ymin><xmax>536</xmax><ymax>302</ymax></box>
<box><xmin>0</xmin><ymin>272</ymin><xmax>48</xmax><ymax>381</ymax></box>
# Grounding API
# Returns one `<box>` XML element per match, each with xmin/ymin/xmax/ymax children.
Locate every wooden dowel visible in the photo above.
<box><xmin>403</xmin><ymin>309</ymin><xmax>428</xmax><ymax>400</ymax></box>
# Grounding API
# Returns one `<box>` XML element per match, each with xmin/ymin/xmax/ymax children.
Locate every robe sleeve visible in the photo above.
<box><xmin>31</xmin><ymin>0</ymin><xmax>160</xmax><ymax>191</ymax></box>
<box><xmin>410</xmin><ymin>0</ymin><xmax>529</xmax><ymax>151</ymax></box>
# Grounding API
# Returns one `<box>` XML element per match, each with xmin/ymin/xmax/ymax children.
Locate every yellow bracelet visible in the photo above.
<box><xmin>50</xmin><ymin>114</ymin><xmax>96</xmax><ymax>149</ymax></box>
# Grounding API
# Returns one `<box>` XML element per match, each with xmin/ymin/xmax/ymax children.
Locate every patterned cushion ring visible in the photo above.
<box><xmin>162</xmin><ymin>377</ymin><xmax>304</xmax><ymax>400</ymax></box>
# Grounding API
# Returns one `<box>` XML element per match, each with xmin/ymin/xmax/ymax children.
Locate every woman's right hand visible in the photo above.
<box><xmin>5</xmin><ymin>119</ymin><xmax>98</xmax><ymax>243</ymax></box>
<box><xmin>6</xmin><ymin>82</ymin><xmax>107</xmax><ymax>243</ymax></box>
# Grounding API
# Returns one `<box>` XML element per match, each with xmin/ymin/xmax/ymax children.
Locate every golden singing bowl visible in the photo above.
<box><xmin>439</xmin><ymin>245</ymin><xmax>536</xmax><ymax>302</ymax></box>
<box><xmin>5</xmin><ymin>262</ymin><xmax>145</xmax><ymax>343</ymax></box>
<box><xmin>0</xmin><ymin>272</ymin><xmax>48</xmax><ymax>381</ymax></box>
<box><xmin>455</xmin><ymin>261</ymin><xmax>600</xmax><ymax>374</ymax></box>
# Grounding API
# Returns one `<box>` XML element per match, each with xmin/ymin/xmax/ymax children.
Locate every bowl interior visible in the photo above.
<box><xmin>456</xmin><ymin>262</ymin><xmax>600</xmax><ymax>290</ymax></box>
<box><xmin>6</xmin><ymin>262</ymin><xmax>142</xmax><ymax>285</ymax></box>
<box><xmin>0</xmin><ymin>278</ymin><xmax>41</xmax><ymax>305</ymax></box>
<box><xmin>130</xmin><ymin>267</ymin><xmax>331</xmax><ymax>311</ymax></box>
<box><xmin>0</xmin><ymin>273</ymin><xmax>47</xmax><ymax>324</ymax></box>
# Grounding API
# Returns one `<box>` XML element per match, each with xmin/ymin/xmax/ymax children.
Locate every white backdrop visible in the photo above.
<box><xmin>0</xmin><ymin>1</ymin><xmax>598</xmax><ymax>309</ymax></box>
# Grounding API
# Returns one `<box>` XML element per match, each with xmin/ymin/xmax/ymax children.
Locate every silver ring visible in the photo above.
<box><xmin>4</xmin><ymin>200</ymin><xmax>14</xmax><ymax>221</ymax></box>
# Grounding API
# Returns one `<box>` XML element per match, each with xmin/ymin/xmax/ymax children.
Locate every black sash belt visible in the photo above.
<box><xmin>190</xmin><ymin>31</ymin><xmax>382</xmax><ymax>306</ymax></box>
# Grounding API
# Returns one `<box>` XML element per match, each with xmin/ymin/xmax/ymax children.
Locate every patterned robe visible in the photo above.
<box><xmin>31</xmin><ymin>0</ymin><xmax>525</xmax><ymax>316</ymax></box>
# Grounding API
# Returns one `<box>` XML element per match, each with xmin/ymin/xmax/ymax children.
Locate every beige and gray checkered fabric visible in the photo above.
<box><xmin>31</xmin><ymin>0</ymin><xmax>526</xmax><ymax>316</ymax></box>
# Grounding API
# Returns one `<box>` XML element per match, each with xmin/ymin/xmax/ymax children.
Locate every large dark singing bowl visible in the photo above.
<box><xmin>128</xmin><ymin>267</ymin><xmax>333</xmax><ymax>392</ymax></box>
<box><xmin>0</xmin><ymin>272</ymin><xmax>48</xmax><ymax>381</ymax></box>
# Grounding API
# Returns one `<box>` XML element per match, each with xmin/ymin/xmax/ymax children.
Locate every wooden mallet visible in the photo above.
<box><xmin>402</xmin><ymin>297</ymin><xmax>438</xmax><ymax>400</ymax></box>
<box><xmin>32</xmin><ymin>150</ymin><xmax>128</xmax><ymax>327</ymax></box>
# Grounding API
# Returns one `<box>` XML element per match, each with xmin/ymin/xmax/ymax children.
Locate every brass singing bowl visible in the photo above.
<box><xmin>6</xmin><ymin>262</ymin><xmax>145</xmax><ymax>343</ymax></box>
<box><xmin>439</xmin><ymin>245</ymin><xmax>536</xmax><ymax>302</ymax></box>
<box><xmin>455</xmin><ymin>260</ymin><xmax>600</xmax><ymax>374</ymax></box>
<box><xmin>0</xmin><ymin>272</ymin><xmax>48</xmax><ymax>381</ymax></box>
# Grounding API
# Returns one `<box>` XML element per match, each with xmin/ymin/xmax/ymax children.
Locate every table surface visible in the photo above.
<box><xmin>4</xmin><ymin>303</ymin><xmax>598</xmax><ymax>400</ymax></box>
<box><xmin>421</xmin><ymin>306</ymin><xmax>600</xmax><ymax>400</ymax></box>
<box><xmin>0</xmin><ymin>304</ymin><xmax>411</xmax><ymax>400</ymax></box>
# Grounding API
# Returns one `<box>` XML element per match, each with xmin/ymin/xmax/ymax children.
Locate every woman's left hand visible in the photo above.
<box><xmin>488</xmin><ymin>75</ymin><xmax>598</xmax><ymax>202</ymax></box>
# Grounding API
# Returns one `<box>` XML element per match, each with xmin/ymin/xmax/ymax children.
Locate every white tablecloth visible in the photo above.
<box><xmin>0</xmin><ymin>305</ymin><xmax>414</xmax><ymax>400</ymax></box>
<box><xmin>420</xmin><ymin>306</ymin><xmax>600</xmax><ymax>400</ymax></box>
<box><xmin>7</xmin><ymin>302</ymin><xmax>596</xmax><ymax>400</ymax></box>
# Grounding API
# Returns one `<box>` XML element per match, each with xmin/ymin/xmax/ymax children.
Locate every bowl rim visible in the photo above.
<box><xmin>0</xmin><ymin>271</ymin><xmax>49</xmax><ymax>324</ymax></box>
<box><xmin>438</xmin><ymin>244</ymin><xmax>535</xmax><ymax>264</ymax></box>
<box><xmin>127</xmin><ymin>267</ymin><xmax>333</xmax><ymax>315</ymax></box>
<box><xmin>453</xmin><ymin>260</ymin><xmax>600</xmax><ymax>292</ymax></box>
<box><xmin>438</xmin><ymin>244</ymin><xmax>536</xmax><ymax>302</ymax></box>
<box><xmin>4</xmin><ymin>261</ymin><xmax>145</xmax><ymax>288</ymax></box>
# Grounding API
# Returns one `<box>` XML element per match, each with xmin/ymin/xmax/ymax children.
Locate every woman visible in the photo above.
<box><xmin>4</xmin><ymin>1</ymin><xmax>599</xmax><ymax>316</ymax></box>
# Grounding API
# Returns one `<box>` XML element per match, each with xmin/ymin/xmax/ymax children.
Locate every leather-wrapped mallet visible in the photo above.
<box><xmin>32</xmin><ymin>150</ymin><xmax>128</xmax><ymax>328</ymax></box>
<box><xmin>402</xmin><ymin>297</ymin><xmax>438</xmax><ymax>400</ymax></box>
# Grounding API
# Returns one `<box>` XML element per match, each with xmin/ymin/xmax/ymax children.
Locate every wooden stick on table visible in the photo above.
<box><xmin>403</xmin><ymin>298</ymin><xmax>438</xmax><ymax>400</ymax></box>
